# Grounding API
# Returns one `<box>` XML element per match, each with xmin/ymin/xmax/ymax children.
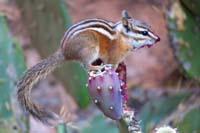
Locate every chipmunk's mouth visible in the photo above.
<box><xmin>141</xmin><ymin>44</ymin><xmax>153</xmax><ymax>48</ymax></box>
<box><xmin>140</xmin><ymin>44</ymin><xmax>154</xmax><ymax>48</ymax></box>
<box><xmin>135</xmin><ymin>37</ymin><xmax>160</xmax><ymax>49</ymax></box>
<box><xmin>132</xmin><ymin>44</ymin><xmax>153</xmax><ymax>50</ymax></box>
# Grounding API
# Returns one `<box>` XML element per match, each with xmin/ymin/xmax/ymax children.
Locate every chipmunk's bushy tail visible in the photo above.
<box><xmin>17</xmin><ymin>51</ymin><xmax>65</xmax><ymax>126</ymax></box>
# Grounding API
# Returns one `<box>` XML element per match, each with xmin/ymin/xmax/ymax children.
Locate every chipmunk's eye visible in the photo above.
<box><xmin>141</xmin><ymin>31</ymin><xmax>148</xmax><ymax>36</ymax></box>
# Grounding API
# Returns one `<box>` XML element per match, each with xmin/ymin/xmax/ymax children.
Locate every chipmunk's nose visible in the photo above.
<box><xmin>148</xmin><ymin>30</ymin><xmax>160</xmax><ymax>43</ymax></box>
<box><xmin>156</xmin><ymin>36</ymin><xmax>160</xmax><ymax>43</ymax></box>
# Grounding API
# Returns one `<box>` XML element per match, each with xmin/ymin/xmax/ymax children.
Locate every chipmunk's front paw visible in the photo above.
<box><xmin>104</xmin><ymin>64</ymin><xmax>113</xmax><ymax>69</ymax></box>
<box><xmin>89</xmin><ymin>64</ymin><xmax>113</xmax><ymax>72</ymax></box>
<box><xmin>89</xmin><ymin>65</ymin><xmax>104</xmax><ymax>72</ymax></box>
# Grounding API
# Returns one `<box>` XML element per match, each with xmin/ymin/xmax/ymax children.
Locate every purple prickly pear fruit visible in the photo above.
<box><xmin>88</xmin><ymin>66</ymin><xmax>123</xmax><ymax>120</ymax></box>
<box><xmin>116</xmin><ymin>62</ymin><xmax>128</xmax><ymax>102</ymax></box>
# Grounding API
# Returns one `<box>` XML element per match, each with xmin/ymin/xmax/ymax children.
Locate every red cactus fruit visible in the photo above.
<box><xmin>87</xmin><ymin>65</ymin><xmax>123</xmax><ymax>120</ymax></box>
<box><xmin>116</xmin><ymin>62</ymin><xmax>128</xmax><ymax>102</ymax></box>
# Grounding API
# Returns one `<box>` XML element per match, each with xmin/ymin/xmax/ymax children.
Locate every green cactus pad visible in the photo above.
<box><xmin>175</xmin><ymin>107</ymin><xmax>200</xmax><ymax>133</ymax></box>
<box><xmin>138</xmin><ymin>92</ymin><xmax>190</xmax><ymax>133</ymax></box>
<box><xmin>0</xmin><ymin>15</ymin><xmax>27</xmax><ymax>132</ymax></box>
<box><xmin>180</xmin><ymin>0</ymin><xmax>200</xmax><ymax>16</ymax></box>
<box><xmin>80</xmin><ymin>114</ymin><xmax>118</xmax><ymax>133</ymax></box>
<box><xmin>167</xmin><ymin>1</ymin><xmax>200</xmax><ymax>83</ymax></box>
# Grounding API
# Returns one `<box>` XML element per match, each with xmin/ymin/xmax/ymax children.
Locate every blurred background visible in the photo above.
<box><xmin>0</xmin><ymin>0</ymin><xmax>199</xmax><ymax>132</ymax></box>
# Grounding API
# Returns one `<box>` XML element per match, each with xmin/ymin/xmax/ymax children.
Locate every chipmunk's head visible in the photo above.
<box><xmin>115</xmin><ymin>10</ymin><xmax>160</xmax><ymax>49</ymax></box>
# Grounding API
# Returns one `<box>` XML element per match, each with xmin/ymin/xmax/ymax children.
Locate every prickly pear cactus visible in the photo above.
<box><xmin>56</xmin><ymin>122</ymin><xmax>67</xmax><ymax>133</ymax></box>
<box><xmin>175</xmin><ymin>107</ymin><xmax>200</xmax><ymax>132</ymax></box>
<box><xmin>87</xmin><ymin>66</ymin><xmax>123</xmax><ymax>120</ymax></box>
<box><xmin>117</xmin><ymin>107</ymin><xmax>141</xmax><ymax>133</ymax></box>
<box><xmin>156</xmin><ymin>126</ymin><xmax>177</xmax><ymax>133</ymax></box>
<box><xmin>87</xmin><ymin>64</ymin><xmax>141</xmax><ymax>133</ymax></box>
<box><xmin>180</xmin><ymin>0</ymin><xmax>200</xmax><ymax>16</ymax></box>
<box><xmin>0</xmin><ymin>15</ymin><xmax>27</xmax><ymax>132</ymax></box>
<box><xmin>138</xmin><ymin>92</ymin><xmax>190</xmax><ymax>133</ymax></box>
<box><xmin>167</xmin><ymin>1</ymin><xmax>200</xmax><ymax>83</ymax></box>
<box><xmin>80</xmin><ymin>114</ymin><xmax>118</xmax><ymax>133</ymax></box>
<box><xmin>116</xmin><ymin>62</ymin><xmax>128</xmax><ymax>102</ymax></box>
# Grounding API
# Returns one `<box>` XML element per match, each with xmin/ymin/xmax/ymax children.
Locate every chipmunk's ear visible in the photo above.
<box><xmin>122</xmin><ymin>10</ymin><xmax>130</xmax><ymax>30</ymax></box>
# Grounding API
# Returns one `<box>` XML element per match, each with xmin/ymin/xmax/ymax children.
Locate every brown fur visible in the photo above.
<box><xmin>17</xmin><ymin>51</ymin><xmax>65</xmax><ymax>125</ymax></box>
<box><xmin>98</xmin><ymin>32</ymin><xmax>131</xmax><ymax>67</ymax></box>
<box><xmin>17</xmin><ymin>25</ymin><xmax>134</xmax><ymax>126</ymax></box>
<box><xmin>16</xmin><ymin>9</ymin><xmax>160</xmax><ymax>126</ymax></box>
<box><xmin>62</xmin><ymin>30</ymin><xmax>132</xmax><ymax>68</ymax></box>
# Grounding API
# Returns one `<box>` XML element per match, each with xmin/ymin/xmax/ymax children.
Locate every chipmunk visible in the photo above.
<box><xmin>17</xmin><ymin>10</ymin><xmax>160</xmax><ymax>125</ymax></box>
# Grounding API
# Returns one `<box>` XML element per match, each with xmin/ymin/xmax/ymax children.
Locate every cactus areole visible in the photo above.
<box><xmin>87</xmin><ymin>65</ymin><xmax>124</xmax><ymax>120</ymax></box>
